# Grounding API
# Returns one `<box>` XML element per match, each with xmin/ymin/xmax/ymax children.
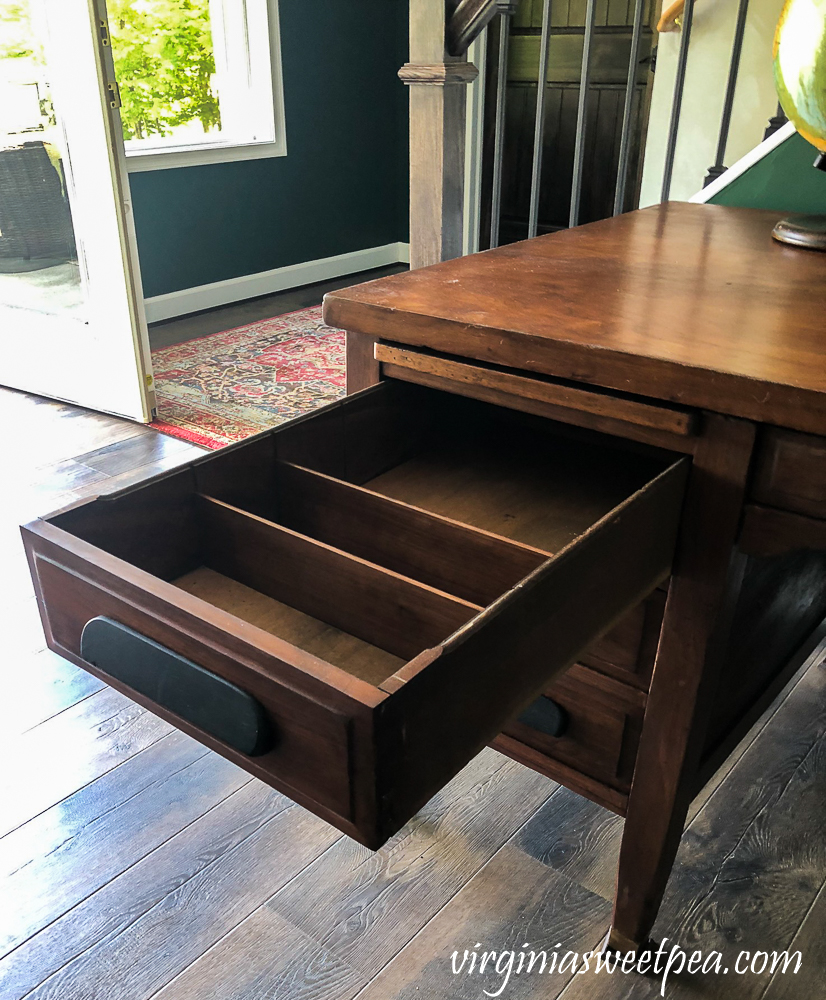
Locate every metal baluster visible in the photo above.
<box><xmin>613</xmin><ymin>0</ymin><xmax>647</xmax><ymax>214</ymax></box>
<box><xmin>528</xmin><ymin>0</ymin><xmax>553</xmax><ymax>238</ymax></box>
<box><xmin>569</xmin><ymin>0</ymin><xmax>598</xmax><ymax>227</ymax></box>
<box><xmin>489</xmin><ymin>3</ymin><xmax>519</xmax><ymax>249</ymax></box>
<box><xmin>703</xmin><ymin>0</ymin><xmax>750</xmax><ymax>186</ymax></box>
<box><xmin>764</xmin><ymin>102</ymin><xmax>788</xmax><ymax>140</ymax></box>
<box><xmin>660</xmin><ymin>0</ymin><xmax>695</xmax><ymax>202</ymax></box>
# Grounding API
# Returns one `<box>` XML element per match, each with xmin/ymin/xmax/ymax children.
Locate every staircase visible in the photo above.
<box><xmin>403</xmin><ymin>0</ymin><xmax>790</xmax><ymax>266</ymax></box>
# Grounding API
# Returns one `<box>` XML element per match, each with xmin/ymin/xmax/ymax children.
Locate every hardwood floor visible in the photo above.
<box><xmin>2</xmin><ymin>385</ymin><xmax>824</xmax><ymax>1000</ymax></box>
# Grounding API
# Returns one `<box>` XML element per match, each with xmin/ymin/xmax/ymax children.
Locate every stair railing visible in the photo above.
<box><xmin>404</xmin><ymin>0</ymin><xmax>786</xmax><ymax>268</ymax></box>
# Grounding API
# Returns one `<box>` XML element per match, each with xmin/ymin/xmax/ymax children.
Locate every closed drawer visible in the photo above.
<box><xmin>752</xmin><ymin>427</ymin><xmax>826</xmax><ymax>519</ymax></box>
<box><xmin>494</xmin><ymin>665</ymin><xmax>647</xmax><ymax>811</ymax></box>
<box><xmin>23</xmin><ymin>380</ymin><xmax>687</xmax><ymax>848</ymax></box>
<box><xmin>579</xmin><ymin>590</ymin><xmax>665</xmax><ymax>691</ymax></box>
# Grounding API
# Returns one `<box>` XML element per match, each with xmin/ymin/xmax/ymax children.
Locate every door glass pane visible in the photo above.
<box><xmin>0</xmin><ymin>0</ymin><xmax>87</xmax><ymax>326</ymax></box>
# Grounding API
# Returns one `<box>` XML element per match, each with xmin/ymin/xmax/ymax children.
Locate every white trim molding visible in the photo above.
<box><xmin>689</xmin><ymin>121</ymin><xmax>796</xmax><ymax>204</ymax></box>
<box><xmin>144</xmin><ymin>242</ymin><xmax>410</xmax><ymax>323</ymax></box>
<box><xmin>463</xmin><ymin>32</ymin><xmax>487</xmax><ymax>256</ymax></box>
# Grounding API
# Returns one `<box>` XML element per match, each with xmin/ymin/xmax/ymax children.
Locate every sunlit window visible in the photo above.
<box><xmin>109</xmin><ymin>0</ymin><xmax>286</xmax><ymax>169</ymax></box>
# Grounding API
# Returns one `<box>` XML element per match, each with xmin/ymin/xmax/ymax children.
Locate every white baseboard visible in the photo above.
<box><xmin>144</xmin><ymin>241</ymin><xmax>410</xmax><ymax>323</ymax></box>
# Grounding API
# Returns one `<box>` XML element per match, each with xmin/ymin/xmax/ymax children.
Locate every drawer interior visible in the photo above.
<box><xmin>50</xmin><ymin>383</ymin><xmax>673</xmax><ymax>691</ymax></box>
<box><xmin>363</xmin><ymin>435</ymin><xmax>652</xmax><ymax>553</ymax></box>
<box><xmin>174</xmin><ymin>567</ymin><xmax>405</xmax><ymax>685</ymax></box>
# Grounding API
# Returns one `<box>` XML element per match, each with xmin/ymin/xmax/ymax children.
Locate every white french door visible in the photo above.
<box><xmin>0</xmin><ymin>0</ymin><xmax>154</xmax><ymax>422</ymax></box>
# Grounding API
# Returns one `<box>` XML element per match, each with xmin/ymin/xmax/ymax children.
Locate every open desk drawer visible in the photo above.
<box><xmin>23</xmin><ymin>381</ymin><xmax>687</xmax><ymax>848</ymax></box>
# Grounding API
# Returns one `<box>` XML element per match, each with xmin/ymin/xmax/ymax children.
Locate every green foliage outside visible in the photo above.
<box><xmin>109</xmin><ymin>0</ymin><xmax>221</xmax><ymax>140</ymax></box>
<box><xmin>0</xmin><ymin>3</ymin><xmax>37</xmax><ymax>62</ymax></box>
<box><xmin>0</xmin><ymin>1</ymin><xmax>55</xmax><ymax>131</ymax></box>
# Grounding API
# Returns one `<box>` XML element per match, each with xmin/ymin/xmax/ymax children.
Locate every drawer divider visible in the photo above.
<box><xmin>196</xmin><ymin>495</ymin><xmax>482</xmax><ymax>662</ymax></box>
<box><xmin>274</xmin><ymin>462</ymin><xmax>549</xmax><ymax>607</ymax></box>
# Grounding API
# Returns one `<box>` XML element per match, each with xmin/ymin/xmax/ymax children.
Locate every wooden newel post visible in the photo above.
<box><xmin>346</xmin><ymin>1</ymin><xmax>499</xmax><ymax>395</ymax></box>
<box><xmin>400</xmin><ymin>0</ymin><xmax>479</xmax><ymax>269</ymax></box>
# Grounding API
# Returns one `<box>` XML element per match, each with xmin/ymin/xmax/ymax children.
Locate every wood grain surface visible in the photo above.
<box><xmin>263</xmin><ymin>748</ymin><xmax>555</xmax><ymax>979</ymax></box>
<box><xmin>0</xmin><ymin>686</ymin><xmax>172</xmax><ymax>840</ymax></box>
<box><xmin>324</xmin><ymin>203</ymin><xmax>826</xmax><ymax>435</ymax></box>
<box><xmin>375</xmin><ymin>342</ymin><xmax>698</xmax><ymax>435</ymax></box>
<box><xmin>751</xmin><ymin>427</ymin><xmax>826</xmax><ymax>519</ymax></box>
<box><xmin>739</xmin><ymin>505</ymin><xmax>826</xmax><ymax>559</ymax></box>
<box><xmin>609</xmin><ymin>414</ymin><xmax>757</xmax><ymax>949</ymax></box>
<box><xmin>273</xmin><ymin>461</ymin><xmax>548</xmax><ymax>607</ymax></box>
<box><xmin>197</xmin><ymin>494</ymin><xmax>480</xmax><ymax>665</ymax></box>
<box><xmin>353</xmin><ymin>843</ymin><xmax>611</xmax><ymax>999</ymax></box>
<box><xmin>0</xmin><ymin>743</ymin><xmax>240</xmax><ymax>959</ymax></box>
<box><xmin>175</xmin><ymin>567</ymin><xmax>405</xmax><ymax>685</ymax></box>
<box><xmin>18</xmin><ymin>805</ymin><xmax>340</xmax><ymax>1000</ymax></box>
<box><xmin>365</xmin><ymin>433</ymin><xmax>663</xmax><ymax>553</ymax></box>
<box><xmin>0</xmin><ymin>764</ymin><xmax>278</xmax><ymax>1000</ymax></box>
<box><xmin>557</xmin><ymin>653</ymin><xmax>826</xmax><ymax>1000</ymax></box>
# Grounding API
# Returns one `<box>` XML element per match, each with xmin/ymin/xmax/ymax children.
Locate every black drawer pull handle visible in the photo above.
<box><xmin>80</xmin><ymin>617</ymin><xmax>274</xmax><ymax>757</ymax></box>
<box><xmin>517</xmin><ymin>695</ymin><xmax>569</xmax><ymax>739</ymax></box>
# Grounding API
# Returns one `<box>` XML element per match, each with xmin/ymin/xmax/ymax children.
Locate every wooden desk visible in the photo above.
<box><xmin>323</xmin><ymin>202</ymin><xmax>826</xmax><ymax>951</ymax></box>
<box><xmin>23</xmin><ymin>202</ymin><xmax>826</xmax><ymax>958</ymax></box>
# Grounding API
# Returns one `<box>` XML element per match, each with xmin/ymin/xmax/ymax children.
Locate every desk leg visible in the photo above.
<box><xmin>346</xmin><ymin>331</ymin><xmax>380</xmax><ymax>394</ymax></box>
<box><xmin>608</xmin><ymin>413</ymin><xmax>756</xmax><ymax>951</ymax></box>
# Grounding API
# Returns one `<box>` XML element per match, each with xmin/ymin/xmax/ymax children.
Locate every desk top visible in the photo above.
<box><xmin>323</xmin><ymin>202</ymin><xmax>826</xmax><ymax>435</ymax></box>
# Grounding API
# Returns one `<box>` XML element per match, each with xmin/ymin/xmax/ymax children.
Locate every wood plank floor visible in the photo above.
<box><xmin>2</xmin><ymin>385</ymin><xmax>824</xmax><ymax>1000</ymax></box>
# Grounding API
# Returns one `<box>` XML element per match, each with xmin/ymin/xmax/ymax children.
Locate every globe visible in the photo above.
<box><xmin>772</xmin><ymin>0</ymin><xmax>826</xmax><ymax>248</ymax></box>
<box><xmin>774</xmin><ymin>0</ymin><xmax>826</xmax><ymax>164</ymax></box>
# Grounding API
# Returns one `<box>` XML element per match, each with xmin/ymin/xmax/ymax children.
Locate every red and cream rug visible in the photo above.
<box><xmin>151</xmin><ymin>305</ymin><xmax>345</xmax><ymax>449</ymax></box>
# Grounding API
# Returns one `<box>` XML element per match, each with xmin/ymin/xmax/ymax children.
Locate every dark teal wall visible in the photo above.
<box><xmin>129</xmin><ymin>0</ymin><xmax>409</xmax><ymax>298</ymax></box>
<box><xmin>708</xmin><ymin>131</ymin><xmax>826</xmax><ymax>214</ymax></box>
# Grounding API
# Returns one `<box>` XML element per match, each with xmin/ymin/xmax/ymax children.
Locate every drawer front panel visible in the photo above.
<box><xmin>30</xmin><ymin>551</ymin><xmax>362</xmax><ymax>834</ymax></box>
<box><xmin>374</xmin><ymin>459</ymin><xmax>686</xmax><ymax>833</ymax></box>
<box><xmin>752</xmin><ymin>427</ymin><xmax>826</xmax><ymax>519</ymax></box>
<box><xmin>496</xmin><ymin>664</ymin><xmax>646</xmax><ymax>796</ymax></box>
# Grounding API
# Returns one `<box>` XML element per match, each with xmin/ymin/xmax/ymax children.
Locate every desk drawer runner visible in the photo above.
<box><xmin>376</xmin><ymin>343</ymin><xmax>698</xmax><ymax>438</ymax></box>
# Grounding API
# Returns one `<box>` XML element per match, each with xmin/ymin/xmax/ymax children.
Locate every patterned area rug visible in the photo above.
<box><xmin>151</xmin><ymin>305</ymin><xmax>345</xmax><ymax>449</ymax></box>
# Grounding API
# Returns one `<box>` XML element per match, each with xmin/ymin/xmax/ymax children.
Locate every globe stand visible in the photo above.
<box><xmin>771</xmin><ymin>153</ymin><xmax>826</xmax><ymax>251</ymax></box>
<box><xmin>772</xmin><ymin>215</ymin><xmax>826</xmax><ymax>250</ymax></box>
